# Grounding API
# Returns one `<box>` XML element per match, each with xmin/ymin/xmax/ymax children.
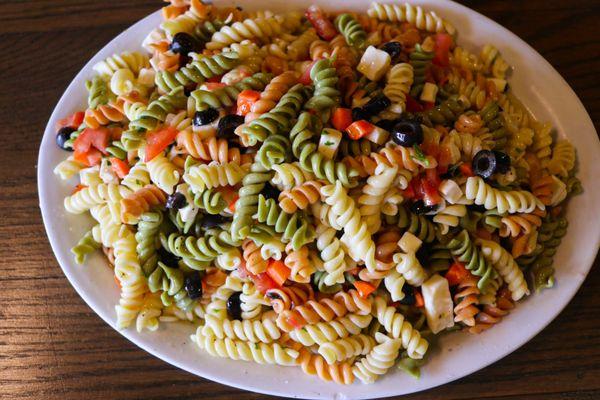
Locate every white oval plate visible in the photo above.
<box><xmin>38</xmin><ymin>0</ymin><xmax>600</xmax><ymax>398</ymax></box>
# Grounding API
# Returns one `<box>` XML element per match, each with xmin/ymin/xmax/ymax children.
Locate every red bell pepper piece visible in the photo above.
<box><xmin>346</xmin><ymin>120</ymin><xmax>375</xmax><ymax>140</ymax></box>
<box><xmin>236</xmin><ymin>89</ymin><xmax>261</xmax><ymax>116</ymax></box>
<box><xmin>331</xmin><ymin>108</ymin><xmax>353</xmax><ymax>131</ymax></box>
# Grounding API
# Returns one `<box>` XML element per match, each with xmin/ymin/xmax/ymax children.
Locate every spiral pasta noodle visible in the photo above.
<box><xmin>120</xmin><ymin>184</ymin><xmax>167</xmax><ymax>224</ymax></box>
<box><xmin>193</xmin><ymin>329</ymin><xmax>298</xmax><ymax>365</ymax></box>
<box><xmin>464</xmin><ymin>176</ymin><xmax>545</xmax><ymax>215</ymax></box>
<box><xmin>352</xmin><ymin>332</ymin><xmax>402</xmax><ymax>384</ymax></box>
<box><xmin>367</xmin><ymin>2</ymin><xmax>456</xmax><ymax>35</ymax></box>
<box><xmin>321</xmin><ymin>182</ymin><xmax>376</xmax><ymax>271</ymax></box>
<box><xmin>266</xmin><ymin>283</ymin><xmax>314</xmax><ymax>314</ymax></box>
<box><xmin>478</xmin><ymin>239</ymin><xmax>530</xmax><ymax>301</ymax></box>
<box><xmin>278</xmin><ymin>180</ymin><xmax>323</xmax><ymax>214</ymax></box>
<box><xmin>315</xmin><ymin>223</ymin><xmax>349</xmax><ymax>286</ymax></box>
<box><xmin>206</xmin><ymin>15</ymin><xmax>284</xmax><ymax>50</ymax></box>
<box><xmin>245</xmin><ymin>71</ymin><xmax>298</xmax><ymax>121</ymax></box>
<box><xmin>289</xmin><ymin>313</ymin><xmax>373</xmax><ymax>346</ymax></box>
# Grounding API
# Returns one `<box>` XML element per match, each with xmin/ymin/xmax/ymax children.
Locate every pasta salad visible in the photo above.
<box><xmin>52</xmin><ymin>0</ymin><xmax>582</xmax><ymax>385</ymax></box>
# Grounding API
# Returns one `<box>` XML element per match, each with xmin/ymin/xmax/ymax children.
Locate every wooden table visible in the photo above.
<box><xmin>1</xmin><ymin>1</ymin><xmax>598</xmax><ymax>399</ymax></box>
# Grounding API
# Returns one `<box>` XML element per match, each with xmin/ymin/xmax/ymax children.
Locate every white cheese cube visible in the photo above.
<box><xmin>365</xmin><ymin>126</ymin><xmax>390</xmax><ymax>145</ymax></box>
<box><xmin>318</xmin><ymin>128</ymin><xmax>342</xmax><ymax>160</ymax></box>
<box><xmin>398</xmin><ymin>231</ymin><xmax>422</xmax><ymax>253</ymax></box>
<box><xmin>438</xmin><ymin>179</ymin><xmax>464</xmax><ymax>204</ymax></box>
<box><xmin>420</xmin><ymin>82</ymin><xmax>438</xmax><ymax>103</ymax></box>
<box><xmin>357</xmin><ymin>46</ymin><xmax>391</xmax><ymax>81</ymax></box>
<box><xmin>488</xmin><ymin>78</ymin><xmax>508</xmax><ymax>92</ymax></box>
<box><xmin>422</xmin><ymin>274</ymin><xmax>454</xmax><ymax>334</ymax></box>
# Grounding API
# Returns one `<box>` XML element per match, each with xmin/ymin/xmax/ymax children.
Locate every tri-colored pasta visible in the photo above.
<box><xmin>52</xmin><ymin>0</ymin><xmax>581</xmax><ymax>385</ymax></box>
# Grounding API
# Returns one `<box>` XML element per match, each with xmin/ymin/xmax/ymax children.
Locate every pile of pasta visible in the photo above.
<box><xmin>53</xmin><ymin>0</ymin><xmax>581</xmax><ymax>385</ymax></box>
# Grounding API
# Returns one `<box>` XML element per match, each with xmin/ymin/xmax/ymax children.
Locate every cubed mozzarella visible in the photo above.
<box><xmin>318</xmin><ymin>128</ymin><xmax>342</xmax><ymax>160</ymax></box>
<box><xmin>357</xmin><ymin>46</ymin><xmax>391</xmax><ymax>81</ymax></box>
<box><xmin>398</xmin><ymin>231</ymin><xmax>422</xmax><ymax>253</ymax></box>
<box><xmin>420</xmin><ymin>82</ymin><xmax>438</xmax><ymax>103</ymax></box>
<box><xmin>421</xmin><ymin>274</ymin><xmax>454</xmax><ymax>334</ymax></box>
<box><xmin>365</xmin><ymin>126</ymin><xmax>390</xmax><ymax>145</ymax></box>
<box><xmin>438</xmin><ymin>179</ymin><xmax>464</xmax><ymax>204</ymax></box>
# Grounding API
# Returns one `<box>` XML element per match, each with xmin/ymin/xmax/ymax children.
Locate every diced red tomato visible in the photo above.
<box><xmin>206</xmin><ymin>74</ymin><xmax>223</xmax><ymax>83</ymax></box>
<box><xmin>266</xmin><ymin>259</ymin><xmax>291</xmax><ymax>287</ymax></box>
<box><xmin>331</xmin><ymin>108</ymin><xmax>353</xmax><ymax>131</ymax></box>
<box><xmin>459</xmin><ymin>162</ymin><xmax>474</xmax><ymax>177</ymax></box>
<box><xmin>73</xmin><ymin>127</ymin><xmax>110</xmax><ymax>154</ymax></box>
<box><xmin>432</xmin><ymin>33</ymin><xmax>453</xmax><ymax>67</ymax></box>
<box><xmin>74</xmin><ymin>148</ymin><xmax>102</xmax><ymax>167</ymax></box>
<box><xmin>406</xmin><ymin>95</ymin><xmax>424</xmax><ymax>112</ymax></box>
<box><xmin>346</xmin><ymin>120</ymin><xmax>375</xmax><ymax>140</ymax></box>
<box><xmin>353</xmin><ymin>281</ymin><xmax>376</xmax><ymax>298</ymax></box>
<box><xmin>252</xmin><ymin>272</ymin><xmax>279</xmax><ymax>294</ymax></box>
<box><xmin>237</xmin><ymin>258</ymin><xmax>280</xmax><ymax>293</ymax></box>
<box><xmin>425</xmin><ymin>168</ymin><xmax>442</xmax><ymax>188</ymax></box>
<box><xmin>236</xmin><ymin>89</ymin><xmax>261</xmax><ymax>116</ymax></box>
<box><xmin>403</xmin><ymin>177</ymin><xmax>419</xmax><ymax>200</ymax></box>
<box><xmin>56</xmin><ymin>111</ymin><xmax>84</xmax><ymax>131</ymax></box>
<box><xmin>305</xmin><ymin>5</ymin><xmax>337</xmax><ymax>40</ymax></box>
<box><xmin>144</xmin><ymin>126</ymin><xmax>179</xmax><ymax>162</ymax></box>
<box><xmin>445</xmin><ymin>262</ymin><xmax>469</xmax><ymax>286</ymax></box>
<box><xmin>204</xmin><ymin>82</ymin><xmax>227</xmax><ymax>90</ymax></box>
<box><xmin>299</xmin><ymin>61</ymin><xmax>317</xmax><ymax>85</ymax></box>
<box><xmin>421</xmin><ymin>178</ymin><xmax>442</xmax><ymax>206</ymax></box>
<box><xmin>110</xmin><ymin>158</ymin><xmax>130</xmax><ymax>179</ymax></box>
<box><xmin>414</xmin><ymin>289</ymin><xmax>424</xmax><ymax>308</ymax></box>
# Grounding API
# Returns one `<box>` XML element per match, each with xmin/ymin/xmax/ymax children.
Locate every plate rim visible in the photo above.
<box><xmin>37</xmin><ymin>1</ymin><xmax>600</xmax><ymax>399</ymax></box>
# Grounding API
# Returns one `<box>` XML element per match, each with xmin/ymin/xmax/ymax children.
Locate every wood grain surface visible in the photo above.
<box><xmin>1</xmin><ymin>1</ymin><xmax>599</xmax><ymax>399</ymax></box>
